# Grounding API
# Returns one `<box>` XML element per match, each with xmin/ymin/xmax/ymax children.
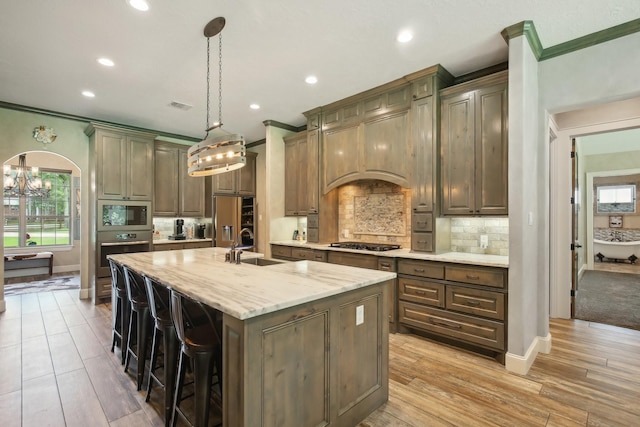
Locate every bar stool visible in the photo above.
<box><xmin>170</xmin><ymin>289</ymin><xmax>223</xmax><ymax>427</ymax></box>
<box><xmin>109</xmin><ymin>259</ymin><xmax>129</xmax><ymax>365</ymax></box>
<box><xmin>123</xmin><ymin>265</ymin><xmax>151</xmax><ymax>391</ymax></box>
<box><xmin>144</xmin><ymin>275</ymin><xmax>180</xmax><ymax>427</ymax></box>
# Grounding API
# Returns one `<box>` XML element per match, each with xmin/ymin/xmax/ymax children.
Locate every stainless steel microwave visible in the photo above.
<box><xmin>97</xmin><ymin>200</ymin><xmax>152</xmax><ymax>231</ymax></box>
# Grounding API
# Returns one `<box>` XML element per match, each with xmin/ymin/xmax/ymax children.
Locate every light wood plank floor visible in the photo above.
<box><xmin>1</xmin><ymin>290</ymin><xmax>639</xmax><ymax>426</ymax></box>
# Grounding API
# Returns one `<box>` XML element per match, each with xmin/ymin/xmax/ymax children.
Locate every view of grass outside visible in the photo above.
<box><xmin>3</xmin><ymin>169</ymin><xmax>71</xmax><ymax>248</ymax></box>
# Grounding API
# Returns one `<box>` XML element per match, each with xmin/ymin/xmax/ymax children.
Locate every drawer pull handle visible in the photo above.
<box><xmin>380</xmin><ymin>262</ymin><xmax>390</xmax><ymax>267</ymax></box>
<box><xmin>466</xmin><ymin>300</ymin><xmax>481</xmax><ymax>306</ymax></box>
<box><xmin>315</xmin><ymin>255</ymin><xmax>323</xmax><ymax>259</ymax></box>
<box><xmin>415</xmin><ymin>290</ymin><xmax>426</xmax><ymax>295</ymax></box>
<box><xmin>466</xmin><ymin>275</ymin><xmax>480</xmax><ymax>280</ymax></box>
<box><xmin>429</xmin><ymin>319</ymin><xmax>462</xmax><ymax>329</ymax></box>
<box><xmin>414</xmin><ymin>268</ymin><xmax>425</xmax><ymax>272</ymax></box>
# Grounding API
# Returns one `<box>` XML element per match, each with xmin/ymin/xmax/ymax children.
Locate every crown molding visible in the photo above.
<box><xmin>502</xmin><ymin>18</ymin><xmax>640</xmax><ymax>62</ymax></box>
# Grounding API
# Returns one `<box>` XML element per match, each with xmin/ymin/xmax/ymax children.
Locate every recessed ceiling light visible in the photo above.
<box><xmin>305</xmin><ymin>75</ymin><xmax>318</xmax><ymax>85</ymax></box>
<box><xmin>397</xmin><ymin>30</ymin><xmax>413</xmax><ymax>43</ymax></box>
<box><xmin>249</xmin><ymin>104</ymin><xmax>260</xmax><ymax>110</ymax></box>
<box><xmin>97</xmin><ymin>58</ymin><xmax>114</xmax><ymax>67</ymax></box>
<box><xmin>128</xmin><ymin>0</ymin><xmax>149</xmax><ymax>11</ymax></box>
<box><xmin>82</xmin><ymin>91</ymin><xmax>95</xmax><ymax>98</ymax></box>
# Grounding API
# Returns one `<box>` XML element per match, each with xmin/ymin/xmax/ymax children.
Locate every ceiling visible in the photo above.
<box><xmin>1</xmin><ymin>1</ymin><xmax>639</xmax><ymax>144</ymax></box>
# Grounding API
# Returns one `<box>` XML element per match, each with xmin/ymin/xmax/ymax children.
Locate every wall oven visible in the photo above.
<box><xmin>97</xmin><ymin>200</ymin><xmax>152</xmax><ymax>232</ymax></box>
<box><xmin>96</xmin><ymin>230</ymin><xmax>152</xmax><ymax>298</ymax></box>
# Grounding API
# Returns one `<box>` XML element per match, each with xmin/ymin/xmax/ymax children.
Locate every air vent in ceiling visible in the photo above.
<box><xmin>169</xmin><ymin>101</ymin><xmax>193</xmax><ymax>111</ymax></box>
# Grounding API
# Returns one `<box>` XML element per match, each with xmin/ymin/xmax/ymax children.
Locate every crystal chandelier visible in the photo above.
<box><xmin>187</xmin><ymin>17</ymin><xmax>246</xmax><ymax>177</ymax></box>
<box><xmin>3</xmin><ymin>154</ymin><xmax>51</xmax><ymax>198</ymax></box>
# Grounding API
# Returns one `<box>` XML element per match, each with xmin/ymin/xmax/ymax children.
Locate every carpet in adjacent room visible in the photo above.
<box><xmin>575</xmin><ymin>270</ymin><xmax>640</xmax><ymax>331</ymax></box>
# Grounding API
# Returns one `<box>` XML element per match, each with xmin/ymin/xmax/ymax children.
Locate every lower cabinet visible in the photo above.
<box><xmin>270</xmin><ymin>245</ymin><xmax>327</xmax><ymax>262</ymax></box>
<box><xmin>153</xmin><ymin>240</ymin><xmax>212</xmax><ymax>251</ymax></box>
<box><xmin>397</xmin><ymin>259</ymin><xmax>507</xmax><ymax>362</ymax></box>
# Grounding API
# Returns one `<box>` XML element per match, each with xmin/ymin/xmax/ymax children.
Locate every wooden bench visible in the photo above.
<box><xmin>4</xmin><ymin>252</ymin><xmax>54</xmax><ymax>277</ymax></box>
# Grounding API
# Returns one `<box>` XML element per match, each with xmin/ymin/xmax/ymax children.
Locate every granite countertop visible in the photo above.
<box><xmin>109</xmin><ymin>247</ymin><xmax>396</xmax><ymax>320</ymax></box>
<box><xmin>152</xmin><ymin>238</ymin><xmax>212</xmax><ymax>244</ymax></box>
<box><xmin>270</xmin><ymin>240</ymin><xmax>509</xmax><ymax>268</ymax></box>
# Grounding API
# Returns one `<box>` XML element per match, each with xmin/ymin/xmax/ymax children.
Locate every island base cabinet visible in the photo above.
<box><xmin>222</xmin><ymin>281</ymin><xmax>390</xmax><ymax>427</ymax></box>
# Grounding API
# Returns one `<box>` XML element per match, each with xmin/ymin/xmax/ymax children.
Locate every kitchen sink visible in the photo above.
<box><xmin>240</xmin><ymin>257</ymin><xmax>287</xmax><ymax>266</ymax></box>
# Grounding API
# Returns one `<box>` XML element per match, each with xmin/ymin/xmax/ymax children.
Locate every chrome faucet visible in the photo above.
<box><xmin>236</xmin><ymin>227</ymin><xmax>254</xmax><ymax>247</ymax></box>
<box><xmin>227</xmin><ymin>228</ymin><xmax>254</xmax><ymax>263</ymax></box>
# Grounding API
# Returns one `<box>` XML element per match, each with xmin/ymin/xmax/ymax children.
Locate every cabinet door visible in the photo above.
<box><xmin>213</xmin><ymin>167</ymin><xmax>237</xmax><ymax>195</ymax></box>
<box><xmin>237</xmin><ymin>153</ymin><xmax>256</xmax><ymax>196</ymax></box>
<box><xmin>153</xmin><ymin>145</ymin><xmax>179</xmax><ymax>216</ymax></box>
<box><xmin>306</xmin><ymin>130</ymin><xmax>319</xmax><ymax>214</ymax></box>
<box><xmin>284</xmin><ymin>139</ymin><xmax>299</xmax><ymax>216</ymax></box>
<box><xmin>441</xmin><ymin>91</ymin><xmax>475</xmax><ymax>215</ymax></box>
<box><xmin>127</xmin><ymin>136</ymin><xmax>154</xmax><ymax>200</ymax></box>
<box><xmin>179</xmin><ymin>149</ymin><xmax>205</xmax><ymax>217</ymax></box>
<box><xmin>476</xmin><ymin>83</ymin><xmax>508</xmax><ymax>215</ymax></box>
<box><xmin>362</xmin><ymin>110</ymin><xmax>410</xmax><ymax>187</ymax></box>
<box><xmin>411</xmin><ymin>96</ymin><xmax>434</xmax><ymax>212</ymax></box>
<box><xmin>322</xmin><ymin>125</ymin><xmax>360</xmax><ymax>192</ymax></box>
<box><xmin>296</xmin><ymin>137</ymin><xmax>308</xmax><ymax>216</ymax></box>
<box><xmin>97</xmin><ymin>131</ymin><xmax>128</xmax><ymax>199</ymax></box>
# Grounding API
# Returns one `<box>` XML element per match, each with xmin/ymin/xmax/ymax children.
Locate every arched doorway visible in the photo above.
<box><xmin>2</xmin><ymin>151</ymin><xmax>83</xmax><ymax>299</ymax></box>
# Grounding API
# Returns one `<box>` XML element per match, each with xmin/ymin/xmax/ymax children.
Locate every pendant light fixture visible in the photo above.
<box><xmin>4</xmin><ymin>154</ymin><xmax>51</xmax><ymax>198</ymax></box>
<box><xmin>187</xmin><ymin>17</ymin><xmax>246</xmax><ymax>177</ymax></box>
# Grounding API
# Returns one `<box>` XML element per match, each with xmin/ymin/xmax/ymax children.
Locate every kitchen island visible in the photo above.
<box><xmin>109</xmin><ymin>247</ymin><xmax>396</xmax><ymax>427</ymax></box>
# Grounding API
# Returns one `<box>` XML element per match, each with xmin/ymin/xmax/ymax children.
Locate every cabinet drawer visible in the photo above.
<box><xmin>271</xmin><ymin>245</ymin><xmax>292</xmax><ymax>259</ymax></box>
<box><xmin>398</xmin><ymin>278</ymin><xmax>444</xmax><ymax>308</ymax></box>
<box><xmin>398</xmin><ymin>259</ymin><xmax>444</xmax><ymax>279</ymax></box>
<box><xmin>398</xmin><ymin>301</ymin><xmax>505</xmax><ymax>351</ymax></box>
<box><xmin>411</xmin><ymin>233</ymin><xmax>433</xmax><ymax>252</ymax></box>
<box><xmin>183</xmin><ymin>241</ymin><xmax>211</xmax><ymax>249</ymax></box>
<box><xmin>446</xmin><ymin>286</ymin><xmax>505</xmax><ymax>320</ymax></box>
<box><xmin>306</xmin><ymin>228</ymin><xmax>319</xmax><ymax>243</ymax></box>
<box><xmin>445</xmin><ymin>265</ymin><xmax>506</xmax><ymax>289</ymax></box>
<box><xmin>377</xmin><ymin>258</ymin><xmax>395</xmax><ymax>272</ymax></box>
<box><xmin>291</xmin><ymin>248</ymin><xmax>327</xmax><ymax>262</ymax></box>
<box><xmin>307</xmin><ymin>214</ymin><xmax>319</xmax><ymax>228</ymax></box>
<box><xmin>328</xmin><ymin>252</ymin><xmax>378</xmax><ymax>270</ymax></box>
<box><xmin>153</xmin><ymin>243</ymin><xmax>184</xmax><ymax>251</ymax></box>
<box><xmin>412</xmin><ymin>213</ymin><xmax>433</xmax><ymax>232</ymax></box>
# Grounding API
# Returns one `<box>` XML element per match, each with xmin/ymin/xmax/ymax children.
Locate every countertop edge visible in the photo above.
<box><xmin>270</xmin><ymin>240</ymin><xmax>509</xmax><ymax>268</ymax></box>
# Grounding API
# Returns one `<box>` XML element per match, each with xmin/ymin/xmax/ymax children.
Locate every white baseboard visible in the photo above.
<box><xmin>505</xmin><ymin>332</ymin><xmax>552</xmax><ymax>375</ymax></box>
<box><xmin>578</xmin><ymin>263</ymin><xmax>587</xmax><ymax>280</ymax></box>
<box><xmin>79</xmin><ymin>287</ymin><xmax>91</xmax><ymax>300</ymax></box>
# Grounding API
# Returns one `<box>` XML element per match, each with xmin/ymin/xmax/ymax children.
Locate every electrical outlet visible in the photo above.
<box><xmin>480</xmin><ymin>234</ymin><xmax>489</xmax><ymax>249</ymax></box>
<box><xmin>343</xmin><ymin>229</ymin><xmax>350</xmax><ymax>238</ymax></box>
<box><xmin>356</xmin><ymin>305</ymin><xmax>364</xmax><ymax>325</ymax></box>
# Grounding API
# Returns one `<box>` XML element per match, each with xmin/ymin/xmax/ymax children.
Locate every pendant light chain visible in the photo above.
<box><xmin>218</xmin><ymin>31</ymin><xmax>223</xmax><ymax>129</ymax></box>
<box><xmin>205</xmin><ymin>36</ymin><xmax>211</xmax><ymax>137</ymax></box>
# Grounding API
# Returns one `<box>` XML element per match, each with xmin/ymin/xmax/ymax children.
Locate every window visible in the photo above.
<box><xmin>3</xmin><ymin>170</ymin><xmax>72</xmax><ymax>248</ymax></box>
<box><xmin>596</xmin><ymin>184</ymin><xmax>636</xmax><ymax>214</ymax></box>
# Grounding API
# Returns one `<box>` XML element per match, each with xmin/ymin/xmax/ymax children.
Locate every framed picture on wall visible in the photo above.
<box><xmin>609</xmin><ymin>215</ymin><xmax>623</xmax><ymax>228</ymax></box>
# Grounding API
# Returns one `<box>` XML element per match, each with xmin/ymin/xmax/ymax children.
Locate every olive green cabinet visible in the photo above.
<box><xmin>440</xmin><ymin>71</ymin><xmax>508</xmax><ymax>216</ymax></box>
<box><xmin>153</xmin><ymin>141</ymin><xmax>204</xmax><ymax>217</ymax></box>
<box><xmin>86</xmin><ymin>124</ymin><xmax>154</xmax><ymax>201</ymax></box>
<box><xmin>212</xmin><ymin>152</ymin><xmax>257</xmax><ymax>196</ymax></box>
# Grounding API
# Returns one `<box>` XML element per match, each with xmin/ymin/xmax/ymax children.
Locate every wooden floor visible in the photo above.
<box><xmin>1</xmin><ymin>290</ymin><xmax>639</xmax><ymax>427</ymax></box>
<box><xmin>593</xmin><ymin>260</ymin><xmax>640</xmax><ymax>274</ymax></box>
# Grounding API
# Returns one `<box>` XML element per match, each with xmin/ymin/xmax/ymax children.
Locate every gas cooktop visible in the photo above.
<box><xmin>329</xmin><ymin>242</ymin><xmax>401</xmax><ymax>252</ymax></box>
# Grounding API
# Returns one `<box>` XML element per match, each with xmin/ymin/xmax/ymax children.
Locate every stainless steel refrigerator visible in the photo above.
<box><xmin>212</xmin><ymin>196</ymin><xmax>256</xmax><ymax>249</ymax></box>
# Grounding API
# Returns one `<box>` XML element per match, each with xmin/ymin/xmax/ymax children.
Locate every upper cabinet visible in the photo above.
<box><xmin>212</xmin><ymin>152</ymin><xmax>257</xmax><ymax>196</ymax></box>
<box><xmin>153</xmin><ymin>141</ymin><xmax>204</xmax><ymax>217</ymax></box>
<box><xmin>284</xmin><ymin>130</ymin><xmax>319</xmax><ymax>216</ymax></box>
<box><xmin>86</xmin><ymin>123</ymin><xmax>154</xmax><ymax>200</ymax></box>
<box><xmin>321</xmin><ymin>84</ymin><xmax>412</xmax><ymax>193</ymax></box>
<box><xmin>440</xmin><ymin>71</ymin><xmax>508</xmax><ymax>216</ymax></box>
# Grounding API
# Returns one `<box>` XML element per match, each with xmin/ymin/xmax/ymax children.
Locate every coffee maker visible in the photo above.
<box><xmin>169</xmin><ymin>218</ymin><xmax>186</xmax><ymax>240</ymax></box>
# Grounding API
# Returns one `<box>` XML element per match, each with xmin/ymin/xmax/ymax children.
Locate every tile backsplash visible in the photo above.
<box><xmin>450</xmin><ymin>218</ymin><xmax>509</xmax><ymax>255</ymax></box>
<box><xmin>338</xmin><ymin>180</ymin><xmax>411</xmax><ymax>248</ymax></box>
